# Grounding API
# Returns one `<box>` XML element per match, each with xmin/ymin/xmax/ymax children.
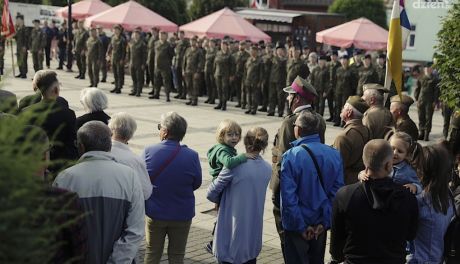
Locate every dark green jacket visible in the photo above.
<box><xmin>207</xmin><ymin>143</ymin><xmax>247</xmax><ymax>178</ymax></box>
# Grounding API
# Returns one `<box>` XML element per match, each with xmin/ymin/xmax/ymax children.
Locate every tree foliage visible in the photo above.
<box><xmin>329</xmin><ymin>0</ymin><xmax>387</xmax><ymax>29</ymax></box>
<box><xmin>436</xmin><ymin>2</ymin><xmax>460</xmax><ymax>109</ymax></box>
<box><xmin>188</xmin><ymin>0</ymin><xmax>246</xmax><ymax>21</ymax></box>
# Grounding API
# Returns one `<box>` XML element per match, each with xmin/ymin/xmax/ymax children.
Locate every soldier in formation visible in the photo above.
<box><xmin>182</xmin><ymin>37</ymin><xmax>204</xmax><ymax>106</ymax></box>
<box><xmin>97</xmin><ymin>25</ymin><xmax>110</xmax><ymax>83</ymax></box>
<box><xmin>213</xmin><ymin>40</ymin><xmax>234</xmax><ymax>111</ymax></box>
<box><xmin>173</xmin><ymin>31</ymin><xmax>189</xmax><ymax>99</ymax></box>
<box><xmin>327</xmin><ymin>50</ymin><xmax>341</xmax><ymax>121</ymax></box>
<box><xmin>146</xmin><ymin>27</ymin><xmax>159</xmax><ymax>92</ymax></box>
<box><xmin>108</xmin><ymin>25</ymin><xmax>127</xmax><ymax>94</ymax></box>
<box><xmin>14</xmin><ymin>14</ymin><xmax>29</xmax><ymax>79</ymax></box>
<box><xmin>334</xmin><ymin>55</ymin><xmax>358</xmax><ymax>126</ymax></box>
<box><xmin>150</xmin><ymin>31</ymin><xmax>174</xmax><ymax>101</ymax></box>
<box><xmin>74</xmin><ymin>20</ymin><xmax>89</xmax><ymax>79</ymax></box>
<box><xmin>30</xmin><ymin>19</ymin><xmax>46</xmax><ymax>73</ymax></box>
<box><xmin>233</xmin><ymin>41</ymin><xmax>250</xmax><ymax>108</ymax></box>
<box><xmin>204</xmin><ymin>39</ymin><xmax>217</xmax><ymax>104</ymax></box>
<box><xmin>309</xmin><ymin>55</ymin><xmax>329</xmax><ymax>115</ymax></box>
<box><xmin>259</xmin><ymin>44</ymin><xmax>273</xmax><ymax>112</ymax></box>
<box><xmin>86</xmin><ymin>27</ymin><xmax>103</xmax><ymax>88</ymax></box>
<box><xmin>268</xmin><ymin>45</ymin><xmax>287</xmax><ymax>117</ymax></box>
<box><xmin>243</xmin><ymin>45</ymin><xmax>263</xmax><ymax>115</ymax></box>
<box><xmin>376</xmin><ymin>53</ymin><xmax>386</xmax><ymax>85</ymax></box>
<box><xmin>128</xmin><ymin>29</ymin><xmax>147</xmax><ymax>97</ymax></box>
<box><xmin>356</xmin><ymin>54</ymin><xmax>379</xmax><ymax>96</ymax></box>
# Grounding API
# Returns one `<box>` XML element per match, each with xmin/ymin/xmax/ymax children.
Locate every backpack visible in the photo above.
<box><xmin>444</xmin><ymin>190</ymin><xmax>460</xmax><ymax>264</ymax></box>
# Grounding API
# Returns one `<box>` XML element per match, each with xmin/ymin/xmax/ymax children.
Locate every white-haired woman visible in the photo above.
<box><xmin>109</xmin><ymin>112</ymin><xmax>152</xmax><ymax>200</ymax></box>
<box><xmin>76</xmin><ymin>88</ymin><xmax>110</xmax><ymax>130</ymax></box>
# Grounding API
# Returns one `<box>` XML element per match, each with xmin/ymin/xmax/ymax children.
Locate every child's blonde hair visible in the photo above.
<box><xmin>390</xmin><ymin>131</ymin><xmax>414</xmax><ymax>153</ymax></box>
<box><xmin>216</xmin><ymin>119</ymin><xmax>242</xmax><ymax>144</ymax></box>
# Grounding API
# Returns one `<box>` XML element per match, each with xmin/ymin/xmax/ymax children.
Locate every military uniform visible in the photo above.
<box><xmin>204</xmin><ymin>46</ymin><xmax>217</xmax><ymax>104</ymax></box>
<box><xmin>414</xmin><ymin>73</ymin><xmax>439</xmax><ymax>140</ymax></box>
<box><xmin>447</xmin><ymin>110</ymin><xmax>460</xmax><ymax>155</ymax></box>
<box><xmin>128</xmin><ymin>38</ymin><xmax>147</xmax><ymax>96</ymax></box>
<box><xmin>328</xmin><ymin>60</ymin><xmax>341</xmax><ymax>120</ymax></box>
<box><xmin>233</xmin><ymin>49</ymin><xmax>250</xmax><ymax>107</ymax></box>
<box><xmin>260</xmin><ymin>51</ymin><xmax>273</xmax><ymax>111</ymax></box>
<box><xmin>108</xmin><ymin>33</ymin><xmax>127</xmax><ymax>93</ymax></box>
<box><xmin>146</xmin><ymin>35</ymin><xmax>158</xmax><ymax>89</ymax></box>
<box><xmin>309</xmin><ymin>64</ymin><xmax>329</xmax><ymax>115</ymax></box>
<box><xmin>98</xmin><ymin>31</ymin><xmax>110</xmax><ymax>82</ymax></box>
<box><xmin>376</xmin><ymin>63</ymin><xmax>386</xmax><ymax>85</ymax></box>
<box><xmin>213</xmin><ymin>49</ymin><xmax>234</xmax><ymax>110</ymax></box>
<box><xmin>363</xmin><ymin>105</ymin><xmax>394</xmax><ymax>139</ymax></box>
<box><xmin>30</xmin><ymin>27</ymin><xmax>46</xmax><ymax>72</ymax></box>
<box><xmin>86</xmin><ymin>35</ymin><xmax>103</xmax><ymax>87</ymax></box>
<box><xmin>286</xmin><ymin>57</ymin><xmax>307</xmax><ymax>85</ymax></box>
<box><xmin>268</xmin><ymin>55</ymin><xmax>287</xmax><ymax>116</ymax></box>
<box><xmin>390</xmin><ymin>94</ymin><xmax>419</xmax><ymax>141</ymax></box>
<box><xmin>182</xmin><ymin>45</ymin><xmax>204</xmax><ymax>105</ymax></box>
<box><xmin>334</xmin><ymin>66</ymin><xmax>358</xmax><ymax>124</ymax></box>
<box><xmin>152</xmin><ymin>40</ymin><xmax>174</xmax><ymax>100</ymax></box>
<box><xmin>14</xmin><ymin>25</ymin><xmax>29</xmax><ymax>77</ymax></box>
<box><xmin>356</xmin><ymin>65</ymin><xmax>379</xmax><ymax>96</ymax></box>
<box><xmin>173</xmin><ymin>38</ymin><xmax>189</xmax><ymax>98</ymax></box>
<box><xmin>75</xmin><ymin>28</ymin><xmax>89</xmax><ymax>78</ymax></box>
<box><xmin>243</xmin><ymin>54</ymin><xmax>263</xmax><ymax>114</ymax></box>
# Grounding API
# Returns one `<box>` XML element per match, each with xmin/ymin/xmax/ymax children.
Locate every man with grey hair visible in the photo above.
<box><xmin>329</xmin><ymin>139</ymin><xmax>418</xmax><ymax>264</ymax></box>
<box><xmin>280</xmin><ymin>111</ymin><xmax>344</xmax><ymax>263</ymax></box>
<box><xmin>362</xmin><ymin>83</ymin><xmax>394</xmax><ymax>139</ymax></box>
<box><xmin>53</xmin><ymin>121</ymin><xmax>145</xmax><ymax>264</ymax></box>
<box><xmin>333</xmin><ymin>96</ymin><xmax>371</xmax><ymax>184</ymax></box>
<box><xmin>109</xmin><ymin>112</ymin><xmax>152</xmax><ymax>199</ymax></box>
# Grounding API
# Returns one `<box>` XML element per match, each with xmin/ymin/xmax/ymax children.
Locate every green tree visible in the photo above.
<box><xmin>436</xmin><ymin>2</ymin><xmax>460</xmax><ymax>109</ymax></box>
<box><xmin>329</xmin><ymin>0</ymin><xmax>387</xmax><ymax>29</ymax></box>
<box><xmin>189</xmin><ymin>0</ymin><xmax>246</xmax><ymax>21</ymax></box>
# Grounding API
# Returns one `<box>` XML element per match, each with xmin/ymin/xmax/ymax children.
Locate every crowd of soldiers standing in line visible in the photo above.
<box><xmin>9</xmin><ymin>15</ymin><xmax>445</xmax><ymax>142</ymax></box>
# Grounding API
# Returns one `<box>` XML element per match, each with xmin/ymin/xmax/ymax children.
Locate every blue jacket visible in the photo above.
<box><xmin>392</xmin><ymin>160</ymin><xmax>422</xmax><ymax>194</ymax></box>
<box><xmin>281</xmin><ymin>134</ymin><xmax>344</xmax><ymax>232</ymax></box>
<box><xmin>143</xmin><ymin>140</ymin><xmax>202</xmax><ymax>221</ymax></box>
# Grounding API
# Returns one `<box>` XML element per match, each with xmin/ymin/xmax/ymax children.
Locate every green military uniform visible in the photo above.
<box><xmin>182</xmin><ymin>45</ymin><xmax>204</xmax><ymax>105</ymax></box>
<box><xmin>286</xmin><ymin>57</ymin><xmax>306</xmax><ymax>85</ymax></box>
<box><xmin>271</xmin><ymin>106</ymin><xmax>326</xmax><ymax>246</ymax></box>
<box><xmin>204</xmin><ymin>45</ymin><xmax>217</xmax><ymax>104</ymax></box>
<box><xmin>75</xmin><ymin>28</ymin><xmax>89</xmax><ymax>78</ymax></box>
<box><xmin>173</xmin><ymin>38</ymin><xmax>189</xmax><ymax>98</ymax></box>
<box><xmin>309</xmin><ymin>64</ymin><xmax>329</xmax><ymax>115</ymax></box>
<box><xmin>333</xmin><ymin>96</ymin><xmax>370</xmax><ymax>184</ymax></box>
<box><xmin>14</xmin><ymin>25</ymin><xmax>29</xmax><ymax>77</ymax></box>
<box><xmin>260</xmin><ymin>50</ymin><xmax>273</xmax><ymax>111</ymax></box>
<box><xmin>109</xmin><ymin>33</ymin><xmax>127</xmax><ymax>92</ymax></box>
<box><xmin>30</xmin><ymin>27</ymin><xmax>46</xmax><ymax>72</ymax></box>
<box><xmin>268</xmin><ymin>55</ymin><xmax>287</xmax><ymax>116</ymax></box>
<box><xmin>147</xmin><ymin>34</ymin><xmax>158</xmax><ymax>90</ymax></box>
<box><xmin>328</xmin><ymin>60</ymin><xmax>341</xmax><ymax>120</ymax></box>
<box><xmin>213</xmin><ymin>48</ymin><xmax>234</xmax><ymax>110</ymax></box>
<box><xmin>376</xmin><ymin>63</ymin><xmax>386</xmax><ymax>86</ymax></box>
<box><xmin>334</xmin><ymin>66</ymin><xmax>358</xmax><ymax>124</ymax></box>
<box><xmin>356</xmin><ymin>65</ymin><xmax>379</xmax><ymax>96</ymax></box>
<box><xmin>0</xmin><ymin>36</ymin><xmax>6</xmax><ymax>75</ymax></box>
<box><xmin>153</xmin><ymin>40</ymin><xmax>174</xmax><ymax>100</ymax></box>
<box><xmin>447</xmin><ymin>110</ymin><xmax>460</xmax><ymax>155</ymax></box>
<box><xmin>86</xmin><ymin>35</ymin><xmax>103</xmax><ymax>87</ymax></box>
<box><xmin>390</xmin><ymin>94</ymin><xmax>419</xmax><ymax>141</ymax></box>
<box><xmin>233</xmin><ymin>49</ymin><xmax>250</xmax><ymax>107</ymax></box>
<box><xmin>363</xmin><ymin>105</ymin><xmax>394</xmax><ymax>139</ymax></box>
<box><xmin>128</xmin><ymin>37</ymin><xmax>147</xmax><ymax>96</ymax></box>
<box><xmin>414</xmin><ymin>72</ymin><xmax>439</xmax><ymax>140</ymax></box>
<box><xmin>243</xmin><ymin>52</ymin><xmax>263</xmax><ymax>114</ymax></box>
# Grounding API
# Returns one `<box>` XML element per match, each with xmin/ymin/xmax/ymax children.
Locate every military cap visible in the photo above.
<box><xmin>113</xmin><ymin>24</ymin><xmax>123</xmax><ymax>30</ymax></box>
<box><xmin>32</xmin><ymin>19</ymin><xmax>40</xmax><ymax>23</ymax></box>
<box><xmin>425</xmin><ymin>61</ymin><xmax>434</xmax><ymax>67</ymax></box>
<box><xmin>363</xmin><ymin>83</ymin><xmax>390</xmax><ymax>93</ymax></box>
<box><xmin>210</xmin><ymin>38</ymin><xmax>217</xmax><ymax>43</ymax></box>
<box><xmin>283</xmin><ymin>76</ymin><xmax>318</xmax><ymax>99</ymax></box>
<box><xmin>378</xmin><ymin>53</ymin><xmax>386</xmax><ymax>59</ymax></box>
<box><xmin>331</xmin><ymin>50</ymin><xmax>338</xmax><ymax>56</ymax></box>
<box><xmin>275</xmin><ymin>42</ymin><xmax>284</xmax><ymax>50</ymax></box>
<box><xmin>364</xmin><ymin>54</ymin><xmax>372</xmax><ymax>59</ymax></box>
<box><xmin>221</xmin><ymin>39</ymin><xmax>229</xmax><ymax>45</ymax></box>
<box><xmin>340</xmin><ymin>54</ymin><xmax>349</xmax><ymax>59</ymax></box>
<box><xmin>353</xmin><ymin>49</ymin><xmax>363</xmax><ymax>55</ymax></box>
<box><xmin>133</xmin><ymin>27</ymin><xmax>141</xmax><ymax>33</ymax></box>
<box><xmin>258</xmin><ymin>40</ymin><xmax>265</xmax><ymax>45</ymax></box>
<box><xmin>319</xmin><ymin>55</ymin><xmax>328</xmax><ymax>60</ymax></box>
<box><xmin>16</xmin><ymin>14</ymin><xmax>24</xmax><ymax>20</ymax></box>
<box><xmin>390</xmin><ymin>94</ymin><xmax>414</xmax><ymax>107</ymax></box>
<box><xmin>347</xmin><ymin>95</ymin><xmax>369</xmax><ymax>114</ymax></box>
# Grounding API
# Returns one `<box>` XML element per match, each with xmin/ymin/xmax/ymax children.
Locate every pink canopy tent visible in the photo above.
<box><xmin>84</xmin><ymin>0</ymin><xmax>177</xmax><ymax>32</ymax></box>
<box><xmin>179</xmin><ymin>7</ymin><xmax>271</xmax><ymax>43</ymax></box>
<box><xmin>316</xmin><ymin>18</ymin><xmax>388</xmax><ymax>50</ymax></box>
<box><xmin>56</xmin><ymin>0</ymin><xmax>111</xmax><ymax>20</ymax></box>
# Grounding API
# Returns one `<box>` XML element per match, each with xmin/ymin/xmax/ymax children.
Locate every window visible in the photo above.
<box><xmin>407</xmin><ymin>24</ymin><xmax>416</xmax><ymax>49</ymax></box>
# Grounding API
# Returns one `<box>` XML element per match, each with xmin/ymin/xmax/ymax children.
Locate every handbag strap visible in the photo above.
<box><xmin>149</xmin><ymin>144</ymin><xmax>181</xmax><ymax>184</ymax></box>
<box><xmin>301</xmin><ymin>144</ymin><xmax>329</xmax><ymax>199</ymax></box>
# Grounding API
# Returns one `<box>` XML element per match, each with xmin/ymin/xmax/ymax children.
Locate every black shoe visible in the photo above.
<box><xmin>129</xmin><ymin>92</ymin><xmax>136</xmax><ymax>96</ymax></box>
<box><xmin>221</xmin><ymin>105</ymin><xmax>227</xmax><ymax>111</ymax></box>
<box><xmin>326</xmin><ymin>117</ymin><xmax>333</xmax><ymax>122</ymax></box>
<box><xmin>185</xmin><ymin>101</ymin><xmax>192</xmax><ymax>105</ymax></box>
<box><xmin>214</xmin><ymin>104</ymin><xmax>222</xmax><ymax>110</ymax></box>
<box><xmin>115</xmin><ymin>89</ymin><xmax>121</xmax><ymax>94</ymax></box>
<box><xmin>79</xmin><ymin>75</ymin><xmax>85</xmax><ymax>80</ymax></box>
<box><xmin>75</xmin><ymin>74</ymin><xmax>81</xmax><ymax>79</ymax></box>
<box><xmin>101</xmin><ymin>79</ymin><xmax>106</xmax><ymax>83</ymax></box>
<box><xmin>21</xmin><ymin>75</ymin><xmax>27</xmax><ymax>79</ymax></box>
<box><xmin>258</xmin><ymin>107</ymin><xmax>267</xmax><ymax>112</ymax></box>
<box><xmin>278</xmin><ymin>113</ymin><xmax>283</xmax><ymax>117</ymax></box>
<box><xmin>267</xmin><ymin>113</ymin><xmax>274</xmax><ymax>116</ymax></box>
<box><xmin>15</xmin><ymin>74</ymin><xmax>22</xmax><ymax>78</ymax></box>
<box><xmin>245</xmin><ymin>110</ymin><xmax>251</xmax><ymax>114</ymax></box>
<box><xmin>209</xmin><ymin>101</ymin><xmax>215</xmax><ymax>104</ymax></box>
<box><xmin>111</xmin><ymin>81</ymin><xmax>115</xmax><ymax>84</ymax></box>
<box><xmin>151</xmin><ymin>94</ymin><xmax>160</xmax><ymax>99</ymax></box>
<box><xmin>149</xmin><ymin>90</ymin><xmax>155</xmax><ymax>95</ymax></box>
<box><xmin>242</xmin><ymin>105</ymin><xmax>246</xmax><ymax>110</ymax></box>
<box><xmin>191</xmin><ymin>102</ymin><xmax>197</xmax><ymax>106</ymax></box>
<box><xmin>235</xmin><ymin>104</ymin><xmax>241</xmax><ymax>108</ymax></box>
<box><xmin>88</xmin><ymin>84</ymin><xmax>94</xmax><ymax>87</ymax></box>
<box><xmin>166</xmin><ymin>98</ymin><xmax>171</xmax><ymax>102</ymax></box>
<box><xmin>204</xmin><ymin>99</ymin><xmax>210</xmax><ymax>103</ymax></box>
<box><xmin>180</xmin><ymin>95</ymin><xmax>186</xmax><ymax>100</ymax></box>
<box><xmin>56</xmin><ymin>67</ymin><xmax>63</xmax><ymax>70</ymax></box>
<box><xmin>251</xmin><ymin>111</ymin><xmax>257</xmax><ymax>115</ymax></box>
<box><xmin>110</xmin><ymin>88</ymin><xmax>118</xmax><ymax>93</ymax></box>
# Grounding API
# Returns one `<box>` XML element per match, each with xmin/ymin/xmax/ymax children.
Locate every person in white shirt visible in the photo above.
<box><xmin>109</xmin><ymin>112</ymin><xmax>152</xmax><ymax>200</ymax></box>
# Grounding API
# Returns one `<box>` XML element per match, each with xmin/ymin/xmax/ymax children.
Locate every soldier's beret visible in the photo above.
<box><xmin>353</xmin><ymin>49</ymin><xmax>363</xmax><ymax>55</ymax></box>
<box><xmin>425</xmin><ymin>61</ymin><xmax>434</xmax><ymax>67</ymax></box>
<box><xmin>283</xmin><ymin>76</ymin><xmax>318</xmax><ymax>100</ymax></box>
<box><xmin>319</xmin><ymin>55</ymin><xmax>328</xmax><ymax>60</ymax></box>
<box><xmin>378</xmin><ymin>53</ymin><xmax>386</xmax><ymax>59</ymax></box>
<box><xmin>363</xmin><ymin>83</ymin><xmax>390</xmax><ymax>93</ymax></box>
<box><xmin>346</xmin><ymin>96</ymin><xmax>369</xmax><ymax>114</ymax></box>
<box><xmin>364</xmin><ymin>54</ymin><xmax>372</xmax><ymax>59</ymax></box>
<box><xmin>331</xmin><ymin>50</ymin><xmax>338</xmax><ymax>56</ymax></box>
<box><xmin>390</xmin><ymin>94</ymin><xmax>415</xmax><ymax>107</ymax></box>
<box><xmin>340</xmin><ymin>54</ymin><xmax>349</xmax><ymax>59</ymax></box>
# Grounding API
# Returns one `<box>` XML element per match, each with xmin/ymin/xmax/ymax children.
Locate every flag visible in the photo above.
<box><xmin>385</xmin><ymin>0</ymin><xmax>411</xmax><ymax>99</ymax></box>
<box><xmin>1</xmin><ymin>0</ymin><xmax>16</xmax><ymax>38</ymax></box>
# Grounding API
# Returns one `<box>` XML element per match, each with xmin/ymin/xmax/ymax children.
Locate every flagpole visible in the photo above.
<box><xmin>9</xmin><ymin>38</ymin><xmax>15</xmax><ymax>76</ymax></box>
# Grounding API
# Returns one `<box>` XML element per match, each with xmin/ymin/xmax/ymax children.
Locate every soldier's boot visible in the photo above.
<box><xmin>214</xmin><ymin>103</ymin><xmax>222</xmax><ymax>110</ymax></box>
<box><xmin>79</xmin><ymin>74</ymin><xmax>85</xmax><ymax>80</ymax></box>
<box><xmin>424</xmin><ymin>132</ymin><xmax>430</xmax><ymax>141</ymax></box>
<box><xmin>174</xmin><ymin>94</ymin><xmax>181</xmax><ymax>99</ymax></box>
<box><xmin>191</xmin><ymin>99</ymin><xmax>198</xmax><ymax>106</ymax></box>
<box><xmin>221</xmin><ymin>101</ymin><xmax>227</xmax><ymax>111</ymax></box>
<box><xmin>258</xmin><ymin>107</ymin><xmax>267</xmax><ymax>112</ymax></box>
<box><xmin>418</xmin><ymin>131</ymin><xmax>425</xmax><ymax>141</ymax></box>
<box><xmin>166</xmin><ymin>94</ymin><xmax>170</xmax><ymax>102</ymax></box>
<box><xmin>245</xmin><ymin>109</ymin><xmax>251</xmax><ymax>114</ymax></box>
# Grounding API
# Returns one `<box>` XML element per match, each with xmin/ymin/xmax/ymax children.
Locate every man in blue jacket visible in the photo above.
<box><xmin>281</xmin><ymin>111</ymin><xmax>344</xmax><ymax>264</ymax></box>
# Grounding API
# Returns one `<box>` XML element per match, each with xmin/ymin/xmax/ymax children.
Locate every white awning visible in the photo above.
<box><xmin>236</xmin><ymin>9</ymin><xmax>302</xmax><ymax>23</ymax></box>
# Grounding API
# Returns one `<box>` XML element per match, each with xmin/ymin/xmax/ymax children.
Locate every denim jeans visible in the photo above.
<box><xmin>284</xmin><ymin>230</ymin><xmax>327</xmax><ymax>264</ymax></box>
